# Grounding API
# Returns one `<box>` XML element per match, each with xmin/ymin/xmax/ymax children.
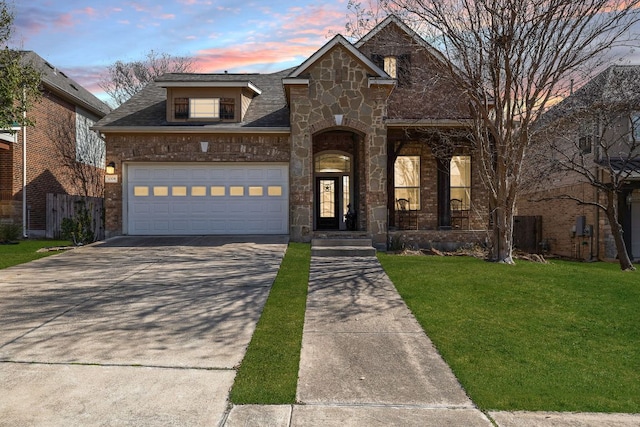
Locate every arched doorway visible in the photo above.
<box><xmin>314</xmin><ymin>151</ymin><xmax>353</xmax><ymax>230</ymax></box>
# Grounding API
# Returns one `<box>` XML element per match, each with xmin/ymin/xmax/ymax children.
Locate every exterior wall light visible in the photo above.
<box><xmin>200</xmin><ymin>141</ymin><xmax>209</xmax><ymax>153</ymax></box>
<box><xmin>106</xmin><ymin>161</ymin><xmax>116</xmax><ymax>174</ymax></box>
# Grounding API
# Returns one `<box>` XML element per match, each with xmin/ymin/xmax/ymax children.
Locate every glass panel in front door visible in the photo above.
<box><xmin>320</xmin><ymin>179</ymin><xmax>336</xmax><ymax>218</ymax></box>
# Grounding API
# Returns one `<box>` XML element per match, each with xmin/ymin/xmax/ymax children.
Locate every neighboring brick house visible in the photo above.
<box><xmin>0</xmin><ymin>51</ymin><xmax>111</xmax><ymax>236</ymax></box>
<box><xmin>519</xmin><ymin>65</ymin><xmax>640</xmax><ymax>261</ymax></box>
<box><xmin>94</xmin><ymin>16</ymin><xmax>490</xmax><ymax>249</ymax></box>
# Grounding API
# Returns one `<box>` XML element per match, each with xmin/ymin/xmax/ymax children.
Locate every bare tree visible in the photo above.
<box><xmin>362</xmin><ymin>0</ymin><xmax>640</xmax><ymax>263</ymax></box>
<box><xmin>46</xmin><ymin>105</ymin><xmax>105</xmax><ymax>198</ymax></box>
<box><xmin>99</xmin><ymin>50</ymin><xmax>195</xmax><ymax>107</ymax></box>
<box><xmin>528</xmin><ymin>66</ymin><xmax>640</xmax><ymax>270</ymax></box>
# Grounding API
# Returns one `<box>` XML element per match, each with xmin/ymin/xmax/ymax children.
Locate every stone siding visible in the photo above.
<box><xmin>288</xmin><ymin>44</ymin><xmax>392</xmax><ymax>244</ymax></box>
<box><xmin>389</xmin><ymin>230</ymin><xmax>488</xmax><ymax>252</ymax></box>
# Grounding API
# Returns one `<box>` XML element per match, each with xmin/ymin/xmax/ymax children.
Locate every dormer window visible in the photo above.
<box><xmin>174</xmin><ymin>97</ymin><xmax>235</xmax><ymax>120</ymax></box>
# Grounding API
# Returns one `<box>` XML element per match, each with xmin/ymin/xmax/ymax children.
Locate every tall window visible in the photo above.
<box><xmin>394</xmin><ymin>156</ymin><xmax>420</xmax><ymax>210</ymax></box>
<box><xmin>578</xmin><ymin>119</ymin><xmax>597</xmax><ymax>153</ymax></box>
<box><xmin>384</xmin><ymin>56</ymin><xmax>397</xmax><ymax>78</ymax></box>
<box><xmin>450</xmin><ymin>155</ymin><xmax>471</xmax><ymax>209</ymax></box>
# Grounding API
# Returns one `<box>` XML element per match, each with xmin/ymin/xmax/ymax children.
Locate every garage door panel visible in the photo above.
<box><xmin>127</xmin><ymin>163</ymin><xmax>288</xmax><ymax>235</ymax></box>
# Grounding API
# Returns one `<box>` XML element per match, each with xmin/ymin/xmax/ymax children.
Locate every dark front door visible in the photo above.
<box><xmin>316</xmin><ymin>177</ymin><xmax>340</xmax><ymax>230</ymax></box>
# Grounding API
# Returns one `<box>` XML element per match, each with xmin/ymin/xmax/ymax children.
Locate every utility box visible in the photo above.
<box><xmin>575</xmin><ymin>216</ymin><xmax>586</xmax><ymax>237</ymax></box>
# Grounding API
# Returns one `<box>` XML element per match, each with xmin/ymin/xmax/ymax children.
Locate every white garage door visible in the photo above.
<box><xmin>127</xmin><ymin>163</ymin><xmax>288</xmax><ymax>235</ymax></box>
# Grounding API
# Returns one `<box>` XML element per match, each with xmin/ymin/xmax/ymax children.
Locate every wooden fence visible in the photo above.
<box><xmin>46</xmin><ymin>194</ymin><xmax>104</xmax><ymax>241</ymax></box>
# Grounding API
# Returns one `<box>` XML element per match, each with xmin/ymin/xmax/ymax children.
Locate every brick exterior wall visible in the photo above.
<box><xmin>392</xmin><ymin>142</ymin><xmax>490</xmax><ymax>231</ymax></box>
<box><xmin>518</xmin><ymin>183</ymin><xmax>605</xmax><ymax>260</ymax></box>
<box><xmin>0</xmin><ymin>90</ymin><xmax>97</xmax><ymax>234</ymax></box>
<box><xmin>104</xmin><ymin>133</ymin><xmax>290</xmax><ymax>237</ymax></box>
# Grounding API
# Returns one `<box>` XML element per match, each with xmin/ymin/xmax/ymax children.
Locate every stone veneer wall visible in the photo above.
<box><xmin>104</xmin><ymin>132</ymin><xmax>290</xmax><ymax>237</ymax></box>
<box><xmin>288</xmin><ymin>45</ymin><xmax>392</xmax><ymax>245</ymax></box>
<box><xmin>389</xmin><ymin>230</ymin><xmax>488</xmax><ymax>252</ymax></box>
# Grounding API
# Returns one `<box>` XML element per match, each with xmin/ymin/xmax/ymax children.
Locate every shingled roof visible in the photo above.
<box><xmin>93</xmin><ymin>68</ymin><xmax>292</xmax><ymax>131</ymax></box>
<box><xmin>540</xmin><ymin>65</ymin><xmax>640</xmax><ymax>125</ymax></box>
<box><xmin>21</xmin><ymin>51</ymin><xmax>111</xmax><ymax>117</ymax></box>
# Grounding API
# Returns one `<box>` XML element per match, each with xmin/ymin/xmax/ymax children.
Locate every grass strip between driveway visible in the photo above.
<box><xmin>378</xmin><ymin>253</ymin><xmax>640</xmax><ymax>413</ymax></box>
<box><xmin>0</xmin><ymin>240</ymin><xmax>71</xmax><ymax>270</ymax></box>
<box><xmin>230</xmin><ymin>242</ymin><xmax>310</xmax><ymax>404</ymax></box>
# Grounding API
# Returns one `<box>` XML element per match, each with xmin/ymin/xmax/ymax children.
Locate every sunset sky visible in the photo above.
<box><xmin>10</xmin><ymin>1</ymin><xmax>640</xmax><ymax>104</ymax></box>
<box><xmin>11</xmin><ymin>0</ymin><xmax>352</xmax><ymax>101</ymax></box>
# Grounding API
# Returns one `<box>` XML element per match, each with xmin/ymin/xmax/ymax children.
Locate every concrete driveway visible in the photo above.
<box><xmin>0</xmin><ymin>235</ymin><xmax>288</xmax><ymax>426</ymax></box>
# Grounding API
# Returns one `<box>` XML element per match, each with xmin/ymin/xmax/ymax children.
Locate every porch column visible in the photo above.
<box><xmin>437</xmin><ymin>157</ymin><xmax>451</xmax><ymax>229</ymax></box>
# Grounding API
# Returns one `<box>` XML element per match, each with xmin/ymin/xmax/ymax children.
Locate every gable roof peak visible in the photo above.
<box><xmin>287</xmin><ymin>33</ymin><xmax>388</xmax><ymax>79</ymax></box>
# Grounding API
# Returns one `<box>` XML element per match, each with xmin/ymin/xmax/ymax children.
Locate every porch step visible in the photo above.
<box><xmin>311</xmin><ymin>238</ymin><xmax>376</xmax><ymax>257</ymax></box>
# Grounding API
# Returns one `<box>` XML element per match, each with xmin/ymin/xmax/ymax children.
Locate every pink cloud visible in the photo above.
<box><xmin>194</xmin><ymin>41</ymin><xmax>320</xmax><ymax>73</ymax></box>
<box><xmin>54</xmin><ymin>13</ymin><xmax>75</xmax><ymax>29</ymax></box>
<box><xmin>81</xmin><ymin>7</ymin><xmax>98</xmax><ymax>18</ymax></box>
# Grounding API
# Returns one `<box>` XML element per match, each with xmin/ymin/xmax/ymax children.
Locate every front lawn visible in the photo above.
<box><xmin>230</xmin><ymin>242</ymin><xmax>310</xmax><ymax>404</ymax></box>
<box><xmin>0</xmin><ymin>239</ymin><xmax>71</xmax><ymax>270</ymax></box>
<box><xmin>378</xmin><ymin>254</ymin><xmax>640</xmax><ymax>413</ymax></box>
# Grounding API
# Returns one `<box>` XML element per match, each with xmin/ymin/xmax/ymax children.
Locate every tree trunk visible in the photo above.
<box><xmin>605</xmin><ymin>192</ymin><xmax>635</xmax><ymax>271</ymax></box>
<box><xmin>489</xmin><ymin>197</ymin><xmax>516</xmax><ymax>264</ymax></box>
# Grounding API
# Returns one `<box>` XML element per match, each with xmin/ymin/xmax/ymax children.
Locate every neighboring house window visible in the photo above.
<box><xmin>394</xmin><ymin>155</ymin><xmax>420</xmax><ymax>210</ymax></box>
<box><xmin>578</xmin><ymin>119</ymin><xmax>597</xmax><ymax>154</ymax></box>
<box><xmin>76</xmin><ymin>107</ymin><xmax>105</xmax><ymax>168</ymax></box>
<box><xmin>450</xmin><ymin>155</ymin><xmax>471</xmax><ymax>210</ymax></box>
<box><xmin>174</xmin><ymin>97</ymin><xmax>236</xmax><ymax>120</ymax></box>
<box><xmin>372</xmin><ymin>54</ymin><xmax>411</xmax><ymax>87</ymax></box>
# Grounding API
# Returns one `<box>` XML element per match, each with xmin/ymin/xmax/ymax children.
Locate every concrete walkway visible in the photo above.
<box><xmin>226</xmin><ymin>256</ymin><xmax>492</xmax><ymax>426</ymax></box>
<box><xmin>225</xmin><ymin>255</ymin><xmax>640</xmax><ymax>427</ymax></box>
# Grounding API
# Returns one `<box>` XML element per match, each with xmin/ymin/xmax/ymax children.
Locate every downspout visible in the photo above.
<box><xmin>22</xmin><ymin>87</ymin><xmax>27</xmax><ymax>238</ymax></box>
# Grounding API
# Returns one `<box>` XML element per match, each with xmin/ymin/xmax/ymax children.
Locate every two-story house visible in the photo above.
<box><xmin>519</xmin><ymin>65</ymin><xmax>640</xmax><ymax>261</ymax></box>
<box><xmin>94</xmin><ymin>16</ymin><xmax>490</xmax><ymax>249</ymax></box>
<box><xmin>0</xmin><ymin>51</ymin><xmax>111</xmax><ymax>237</ymax></box>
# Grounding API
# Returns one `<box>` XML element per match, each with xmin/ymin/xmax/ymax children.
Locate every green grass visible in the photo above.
<box><xmin>0</xmin><ymin>239</ymin><xmax>71</xmax><ymax>269</ymax></box>
<box><xmin>378</xmin><ymin>254</ymin><xmax>640</xmax><ymax>413</ymax></box>
<box><xmin>230</xmin><ymin>242</ymin><xmax>310</xmax><ymax>404</ymax></box>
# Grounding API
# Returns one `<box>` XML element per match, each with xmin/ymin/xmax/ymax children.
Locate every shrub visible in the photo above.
<box><xmin>0</xmin><ymin>223</ymin><xmax>22</xmax><ymax>243</ymax></box>
<box><xmin>61</xmin><ymin>200</ymin><xmax>95</xmax><ymax>245</ymax></box>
